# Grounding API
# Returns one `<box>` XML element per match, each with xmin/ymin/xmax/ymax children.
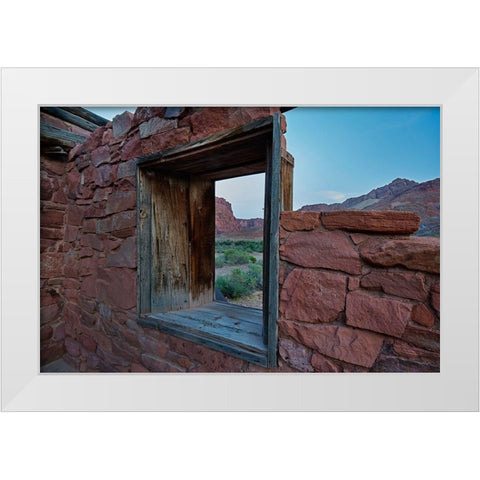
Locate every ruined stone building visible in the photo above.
<box><xmin>40</xmin><ymin>106</ymin><xmax>440</xmax><ymax>373</ymax></box>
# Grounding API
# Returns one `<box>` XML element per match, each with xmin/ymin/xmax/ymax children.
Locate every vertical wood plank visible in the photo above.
<box><xmin>280</xmin><ymin>150</ymin><xmax>294</xmax><ymax>211</ymax></box>
<box><xmin>137</xmin><ymin>167</ymin><xmax>152</xmax><ymax>314</ymax></box>
<box><xmin>262</xmin><ymin>141</ymin><xmax>272</xmax><ymax>345</ymax></box>
<box><xmin>263</xmin><ymin>114</ymin><xmax>281</xmax><ymax>368</ymax></box>
<box><xmin>189</xmin><ymin>177</ymin><xmax>215</xmax><ymax>307</ymax></box>
<box><xmin>150</xmin><ymin>172</ymin><xmax>191</xmax><ymax>312</ymax></box>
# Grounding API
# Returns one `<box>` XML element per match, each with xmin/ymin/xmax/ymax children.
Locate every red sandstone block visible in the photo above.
<box><xmin>112</xmin><ymin>227</ymin><xmax>136</xmax><ymax>238</ymax></box>
<box><xmin>360</xmin><ymin>271</ymin><xmax>428</xmax><ymax>302</ymax></box>
<box><xmin>431</xmin><ymin>283</ymin><xmax>440</xmax><ymax>314</ymax></box>
<box><xmin>95</xmin><ymin>164</ymin><xmax>113</xmax><ymax>187</ymax></box>
<box><xmin>106</xmin><ymin>237</ymin><xmax>136</xmax><ymax>268</ymax></box>
<box><xmin>359</xmin><ymin>237</ymin><xmax>440</xmax><ymax>274</ymax></box>
<box><xmin>41</xmin><ymin>209</ymin><xmax>64</xmax><ymax>228</ymax></box>
<box><xmin>66</xmin><ymin>205</ymin><xmax>85</xmax><ymax>225</ymax></box>
<box><xmin>97</xmin><ymin>267</ymin><xmax>136</xmax><ymax>310</ymax></box>
<box><xmin>121</xmin><ymin>132</ymin><xmax>143</xmax><ymax>161</ymax></box>
<box><xmin>138</xmin><ymin>334</ymin><xmax>169</xmax><ymax>357</ymax></box>
<box><xmin>132</xmin><ymin>107</ymin><xmax>166</xmax><ymax>126</ymax></box>
<box><xmin>52</xmin><ymin>188</ymin><xmax>68</xmax><ymax>205</ymax></box>
<box><xmin>40</xmin><ymin>342</ymin><xmax>65</xmax><ymax>365</ymax></box>
<box><xmin>40</xmin><ymin>325</ymin><xmax>53</xmax><ymax>341</ymax></box>
<box><xmin>346</xmin><ymin>291</ymin><xmax>412</xmax><ymax>338</ymax></box>
<box><xmin>91</xmin><ymin>145</ymin><xmax>111</xmax><ymax>167</ymax></box>
<box><xmin>80</xmin><ymin>233</ymin><xmax>104</xmax><ymax>251</ymax></box>
<box><xmin>53</xmin><ymin>323</ymin><xmax>66</xmax><ymax>341</ymax></box>
<box><xmin>80</xmin><ymin>274</ymin><xmax>98</xmax><ymax>298</ymax></box>
<box><xmin>97</xmin><ymin>346</ymin><xmax>130</xmax><ymax>369</ymax></box>
<box><xmin>279</xmin><ymin>230</ymin><xmax>362</xmax><ymax>274</ymax></box>
<box><xmin>41</xmin><ymin>252</ymin><xmax>64</xmax><ymax>278</ymax></box>
<box><xmin>280</xmin><ymin>211</ymin><xmax>320</xmax><ymax>232</ymax></box>
<box><xmin>278</xmin><ymin>337</ymin><xmax>314</xmax><ymax>372</ymax></box>
<box><xmin>78</xmin><ymin>247</ymin><xmax>94</xmax><ymax>259</ymax></box>
<box><xmin>112</xmin><ymin>211</ymin><xmax>136</xmax><ymax>231</ymax></box>
<box><xmin>79</xmin><ymin>333</ymin><xmax>97</xmax><ymax>352</ymax></box>
<box><xmin>40</xmin><ymin>227</ymin><xmax>63</xmax><ymax>240</ymax></box>
<box><xmin>112</xmin><ymin>339</ymin><xmax>142</xmax><ymax>364</ymax></box>
<box><xmin>118</xmin><ymin>158</ymin><xmax>136</xmax><ymax>179</ymax></box>
<box><xmin>280</xmin><ymin>268</ymin><xmax>347</xmax><ymax>323</ymax></box>
<box><xmin>112</xmin><ymin>111</ymin><xmax>133</xmax><ymax>138</ymax></box>
<box><xmin>320</xmin><ymin>210</ymin><xmax>420</xmax><ymax>234</ymax></box>
<box><xmin>141</xmin><ymin>127</ymin><xmax>191</xmax><ymax>155</ymax></box>
<box><xmin>65</xmin><ymin>337</ymin><xmax>82</xmax><ymax>357</ymax></box>
<box><xmin>96</xmin><ymin>216</ymin><xmax>113</xmax><ymax>233</ymax></box>
<box><xmin>139</xmin><ymin>117</ymin><xmax>177</xmax><ymax>139</ymax></box>
<box><xmin>311</xmin><ymin>353</ymin><xmax>340</xmax><ymax>372</ymax></box>
<box><xmin>411</xmin><ymin>304</ymin><xmax>435</xmax><ymax>328</ymax></box>
<box><xmin>64</xmin><ymin>224</ymin><xmax>79</xmax><ymax>242</ymax></box>
<box><xmin>184</xmin><ymin>108</ymin><xmax>230</xmax><ymax>140</ymax></box>
<box><xmin>348</xmin><ymin>277</ymin><xmax>360</xmax><ymax>291</ymax></box>
<box><xmin>130</xmin><ymin>363</ymin><xmax>149</xmax><ymax>372</ymax></box>
<box><xmin>102</xmin><ymin>127</ymin><xmax>114</xmax><ymax>145</ymax></box>
<box><xmin>86</xmin><ymin>353</ymin><xmax>100</xmax><ymax>369</ymax></box>
<box><xmin>392</xmin><ymin>339</ymin><xmax>440</xmax><ymax>365</ymax></box>
<box><xmin>141</xmin><ymin>353</ymin><xmax>186</xmax><ymax>372</ymax></box>
<box><xmin>93</xmin><ymin>187</ymin><xmax>113</xmax><ymax>202</ymax></box>
<box><xmin>106</xmin><ymin>191</ymin><xmax>136</xmax><ymax>215</ymax></box>
<box><xmin>40</xmin><ymin>176</ymin><xmax>53</xmax><ymax>200</ymax></box>
<box><xmin>278</xmin><ymin>319</ymin><xmax>383</xmax><ymax>368</ymax></box>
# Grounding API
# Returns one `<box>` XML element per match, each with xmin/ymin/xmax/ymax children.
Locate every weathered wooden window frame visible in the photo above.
<box><xmin>136</xmin><ymin>114</ymin><xmax>291</xmax><ymax>368</ymax></box>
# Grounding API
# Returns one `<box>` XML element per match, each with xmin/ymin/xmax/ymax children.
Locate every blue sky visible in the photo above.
<box><xmin>86</xmin><ymin>106</ymin><xmax>440</xmax><ymax>218</ymax></box>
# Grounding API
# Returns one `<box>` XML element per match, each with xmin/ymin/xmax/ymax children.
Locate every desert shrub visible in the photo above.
<box><xmin>223</xmin><ymin>248</ymin><xmax>252</xmax><ymax>265</ymax></box>
<box><xmin>215</xmin><ymin>264</ymin><xmax>263</xmax><ymax>299</ymax></box>
<box><xmin>215</xmin><ymin>248</ymin><xmax>259</xmax><ymax>267</ymax></box>
<box><xmin>215</xmin><ymin>256</ymin><xmax>225</xmax><ymax>268</ymax></box>
<box><xmin>215</xmin><ymin>240</ymin><xmax>263</xmax><ymax>254</ymax></box>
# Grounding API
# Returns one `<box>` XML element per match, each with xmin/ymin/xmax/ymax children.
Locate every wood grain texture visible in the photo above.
<box><xmin>40</xmin><ymin>122</ymin><xmax>87</xmax><ymax>148</ymax></box>
<box><xmin>188</xmin><ymin>177</ymin><xmax>215</xmax><ymax>307</ymax></box>
<box><xmin>281</xmin><ymin>152</ymin><xmax>294</xmax><ymax>211</ymax></box>
<box><xmin>137</xmin><ymin>168</ymin><xmax>153</xmax><ymax>314</ymax></box>
<box><xmin>150</xmin><ymin>172</ymin><xmax>190</xmax><ymax>312</ymax></box>
<box><xmin>141</xmin><ymin>301</ymin><xmax>268</xmax><ymax>366</ymax></box>
<box><xmin>265</xmin><ymin>113</ymin><xmax>281</xmax><ymax>368</ymax></box>
<box><xmin>61</xmin><ymin>107</ymin><xmax>109</xmax><ymax>126</ymax></box>
<box><xmin>41</xmin><ymin>107</ymin><xmax>100</xmax><ymax>132</ymax></box>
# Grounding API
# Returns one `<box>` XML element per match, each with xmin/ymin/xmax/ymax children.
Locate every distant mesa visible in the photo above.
<box><xmin>215</xmin><ymin>178</ymin><xmax>440</xmax><ymax>238</ymax></box>
<box><xmin>300</xmin><ymin>178</ymin><xmax>440</xmax><ymax>237</ymax></box>
<box><xmin>215</xmin><ymin>197</ymin><xmax>263</xmax><ymax>238</ymax></box>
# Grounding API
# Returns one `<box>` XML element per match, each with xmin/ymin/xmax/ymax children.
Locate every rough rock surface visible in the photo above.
<box><xmin>278</xmin><ymin>320</ymin><xmax>384</xmax><ymax>368</ymax></box>
<box><xmin>279</xmin><ymin>231</ymin><xmax>362</xmax><ymax>274</ymax></box>
<box><xmin>360</xmin><ymin>271</ymin><xmax>428</xmax><ymax>301</ymax></box>
<box><xmin>300</xmin><ymin>177</ymin><xmax>440</xmax><ymax>237</ymax></box>
<box><xmin>280</xmin><ymin>268</ymin><xmax>347</xmax><ymax>323</ymax></box>
<box><xmin>281</xmin><ymin>211</ymin><xmax>320</xmax><ymax>232</ymax></box>
<box><xmin>359</xmin><ymin>237</ymin><xmax>440</xmax><ymax>274</ymax></box>
<box><xmin>320</xmin><ymin>210</ymin><xmax>420</xmax><ymax>234</ymax></box>
<box><xmin>346</xmin><ymin>291</ymin><xmax>412</xmax><ymax>337</ymax></box>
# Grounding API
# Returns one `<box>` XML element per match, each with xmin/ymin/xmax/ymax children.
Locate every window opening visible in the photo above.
<box><xmin>136</xmin><ymin>114</ymin><xmax>289</xmax><ymax>367</ymax></box>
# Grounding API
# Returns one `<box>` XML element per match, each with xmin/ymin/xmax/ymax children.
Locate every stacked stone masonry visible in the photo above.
<box><xmin>279</xmin><ymin>210</ymin><xmax>440</xmax><ymax>372</ymax></box>
<box><xmin>40</xmin><ymin>107</ymin><xmax>440</xmax><ymax>372</ymax></box>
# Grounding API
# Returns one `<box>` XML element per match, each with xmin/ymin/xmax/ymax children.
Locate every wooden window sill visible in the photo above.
<box><xmin>138</xmin><ymin>301</ymin><xmax>268</xmax><ymax>367</ymax></box>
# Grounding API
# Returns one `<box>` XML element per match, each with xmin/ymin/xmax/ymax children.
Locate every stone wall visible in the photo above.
<box><xmin>55</xmin><ymin>107</ymin><xmax>289</xmax><ymax>372</ymax></box>
<box><xmin>40</xmin><ymin>110</ymin><xmax>95</xmax><ymax>364</ymax></box>
<box><xmin>278</xmin><ymin>210</ymin><xmax>440</xmax><ymax>372</ymax></box>
<box><xmin>40</xmin><ymin>106</ymin><xmax>440</xmax><ymax>373</ymax></box>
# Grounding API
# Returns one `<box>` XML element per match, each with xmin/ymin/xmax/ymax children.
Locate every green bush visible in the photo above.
<box><xmin>215</xmin><ymin>264</ymin><xmax>263</xmax><ymax>299</ymax></box>
<box><xmin>215</xmin><ymin>240</ymin><xmax>263</xmax><ymax>254</ymax></box>
<box><xmin>215</xmin><ymin>248</ymin><xmax>259</xmax><ymax>267</ymax></box>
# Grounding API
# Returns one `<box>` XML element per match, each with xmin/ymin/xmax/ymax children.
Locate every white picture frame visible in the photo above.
<box><xmin>1</xmin><ymin>67</ymin><xmax>478</xmax><ymax>411</ymax></box>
